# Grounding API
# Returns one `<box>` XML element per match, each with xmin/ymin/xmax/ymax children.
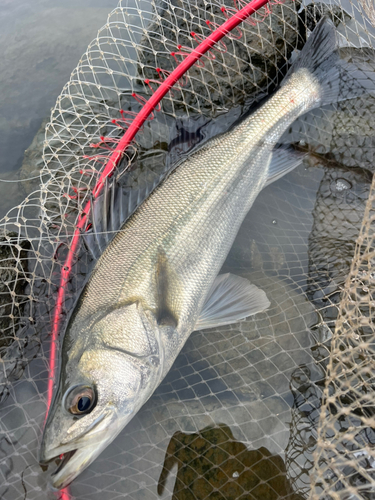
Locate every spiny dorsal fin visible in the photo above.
<box><xmin>83</xmin><ymin>168</ymin><xmax>163</xmax><ymax>261</ymax></box>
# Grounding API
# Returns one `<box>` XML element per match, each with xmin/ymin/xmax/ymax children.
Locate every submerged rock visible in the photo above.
<box><xmin>297</xmin><ymin>3</ymin><xmax>352</xmax><ymax>42</ymax></box>
<box><xmin>0</xmin><ymin>229</ymin><xmax>32</xmax><ymax>401</ymax></box>
<box><xmin>139</xmin><ymin>0</ymin><xmax>301</xmax><ymax>117</ymax></box>
<box><xmin>280</xmin><ymin>94</ymin><xmax>375</xmax><ymax>174</ymax></box>
<box><xmin>158</xmin><ymin>423</ymin><xmax>304</xmax><ymax>500</ymax></box>
<box><xmin>0</xmin><ymin>229</ymin><xmax>30</xmax><ymax>351</ymax></box>
<box><xmin>20</xmin><ymin>118</ymin><xmax>48</xmax><ymax>194</ymax></box>
<box><xmin>306</xmin><ymin>163</ymin><xmax>372</xmax><ymax>329</ymax></box>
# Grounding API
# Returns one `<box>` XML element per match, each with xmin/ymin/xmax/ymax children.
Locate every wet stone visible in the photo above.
<box><xmin>307</xmin><ymin>165</ymin><xmax>373</xmax><ymax>326</ymax></box>
<box><xmin>139</xmin><ymin>0</ymin><xmax>301</xmax><ymax>117</ymax></box>
<box><xmin>20</xmin><ymin>118</ymin><xmax>49</xmax><ymax>194</ymax></box>
<box><xmin>298</xmin><ymin>3</ymin><xmax>351</xmax><ymax>40</ymax></box>
<box><xmin>0</xmin><ymin>229</ymin><xmax>30</xmax><ymax>353</ymax></box>
<box><xmin>157</xmin><ymin>424</ymin><xmax>304</xmax><ymax>499</ymax></box>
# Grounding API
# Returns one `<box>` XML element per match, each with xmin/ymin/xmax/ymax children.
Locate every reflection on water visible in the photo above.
<box><xmin>158</xmin><ymin>424</ymin><xmax>303</xmax><ymax>500</ymax></box>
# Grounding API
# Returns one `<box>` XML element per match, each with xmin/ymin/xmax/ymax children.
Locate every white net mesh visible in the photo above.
<box><xmin>309</xmin><ymin>172</ymin><xmax>375</xmax><ymax>499</ymax></box>
<box><xmin>359</xmin><ymin>0</ymin><xmax>375</xmax><ymax>27</ymax></box>
<box><xmin>1</xmin><ymin>0</ymin><xmax>375</xmax><ymax>499</ymax></box>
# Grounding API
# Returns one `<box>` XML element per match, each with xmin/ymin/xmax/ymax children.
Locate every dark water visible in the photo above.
<box><xmin>0</xmin><ymin>1</ymin><xmax>374</xmax><ymax>499</ymax></box>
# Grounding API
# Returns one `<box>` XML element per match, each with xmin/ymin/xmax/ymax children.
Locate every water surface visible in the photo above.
<box><xmin>0</xmin><ymin>0</ymin><xmax>117</xmax><ymax>217</ymax></box>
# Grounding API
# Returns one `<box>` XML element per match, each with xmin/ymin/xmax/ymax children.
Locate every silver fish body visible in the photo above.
<box><xmin>40</xmin><ymin>19</ymin><xmax>362</xmax><ymax>489</ymax></box>
<box><xmin>71</xmin><ymin>68</ymin><xmax>319</xmax><ymax>373</ymax></box>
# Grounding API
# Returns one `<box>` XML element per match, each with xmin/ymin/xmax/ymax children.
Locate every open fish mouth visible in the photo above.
<box><xmin>52</xmin><ymin>450</ymin><xmax>77</xmax><ymax>477</ymax></box>
<box><xmin>39</xmin><ymin>449</ymin><xmax>79</xmax><ymax>490</ymax></box>
<box><xmin>41</xmin><ymin>437</ymin><xmax>118</xmax><ymax>490</ymax></box>
<box><xmin>39</xmin><ymin>407</ymin><xmax>126</xmax><ymax>489</ymax></box>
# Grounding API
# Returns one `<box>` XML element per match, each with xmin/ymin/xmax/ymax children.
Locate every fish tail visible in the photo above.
<box><xmin>284</xmin><ymin>17</ymin><xmax>375</xmax><ymax>106</ymax></box>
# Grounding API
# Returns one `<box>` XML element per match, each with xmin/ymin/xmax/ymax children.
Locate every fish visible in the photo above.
<box><xmin>39</xmin><ymin>18</ymin><xmax>374</xmax><ymax>489</ymax></box>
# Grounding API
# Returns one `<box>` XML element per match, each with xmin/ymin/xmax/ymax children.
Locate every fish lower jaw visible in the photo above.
<box><xmin>52</xmin><ymin>450</ymin><xmax>77</xmax><ymax>476</ymax></box>
<box><xmin>46</xmin><ymin>441</ymin><xmax>112</xmax><ymax>490</ymax></box>
<box><xmin>48</xmin><ymin>450</ymin><xmax>82</xmax><ymax>490</ymax></box>
<box><xmin>38</xmin><ymin>449</ymin><xmax>78</xmax><ymax>490</ymax></box>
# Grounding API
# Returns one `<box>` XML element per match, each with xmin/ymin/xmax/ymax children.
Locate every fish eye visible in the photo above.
<box><xmin>64</xmin><ymin>385</ymin><xmax>96</xmax><ymax>416</ymax></box>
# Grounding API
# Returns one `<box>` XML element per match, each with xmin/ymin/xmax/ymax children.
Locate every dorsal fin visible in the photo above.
<box><xmin>83</xmin><ymin>155</ymin><xmax>166</xmax><ymax>260</ymax></box>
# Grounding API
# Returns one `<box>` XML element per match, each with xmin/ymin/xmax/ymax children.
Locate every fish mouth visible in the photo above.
<box><xmin>39</xmin><ymin>408</ymin><xmax>124</xmax><ymax>489</ymax></box>
<box><xmin>39</xmin><ymin>449</ymin><xmax>79</xmax><ymax>490</ymax></box>
<box><xmin>42</xmin><ymin>440</ymin><xmax>114</xmax><ymax>490</ymax></box>
<box><xmin>52</xmin><ymin>450</ymin><xmax>77</xmax><ymax>477</ymax></box>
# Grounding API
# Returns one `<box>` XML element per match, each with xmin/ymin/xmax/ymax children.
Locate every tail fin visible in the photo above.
<box><xmin>284</xmin><ymin>17</ymin><xmax>375</xmax><ymax>106</ymax></box>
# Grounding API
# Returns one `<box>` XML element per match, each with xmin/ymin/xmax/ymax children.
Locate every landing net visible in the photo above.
<box><xmin>0</xmin><ymin>0</ymin><xmax>375</xmax><ymax>499</ymax></box>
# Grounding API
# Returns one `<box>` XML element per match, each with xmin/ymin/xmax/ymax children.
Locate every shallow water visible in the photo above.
<box><xmin>0</xmin><ymin>0</ymin><xmax>117</xmax><ymax>218</ymax></box>
<box><xmin>0</xmin><ymin>0</ymin><xmax>374</xmax><ymax>499</ymax></box>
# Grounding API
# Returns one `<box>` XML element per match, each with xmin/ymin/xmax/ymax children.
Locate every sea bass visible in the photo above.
<box><xmin>40</xmin><ymin>19</ymin><xmax>370</xmax><ymax>489</ymax></box>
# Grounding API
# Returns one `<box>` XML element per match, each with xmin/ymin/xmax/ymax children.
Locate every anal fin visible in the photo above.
<box><xmin>195</xmin><ymin>273</ymin><xmax>270</xmax><ymax>330</ymax></box>
<box><xmin>265</xmin><ymin>145</ymin><xmax>305</xmax><ymax>187</ymax></box>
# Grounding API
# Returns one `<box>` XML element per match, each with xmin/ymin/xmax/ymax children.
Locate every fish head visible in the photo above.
<box><xmin>40</xmin><ymin>300</ymin><xmax>163</xmax><ymax>489</ymax></box>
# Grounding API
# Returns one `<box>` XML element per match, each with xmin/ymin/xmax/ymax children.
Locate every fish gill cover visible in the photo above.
<box><xmin>0</xmin><ymin>0</ymin><xmax>375</xmax><ymax>499</ymax></box>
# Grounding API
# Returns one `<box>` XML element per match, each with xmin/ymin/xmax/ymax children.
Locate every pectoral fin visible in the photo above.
<box><xmin>195</xmin><ymin>273</ymin><xmax>270</xmax><ymax>330</ymax></box>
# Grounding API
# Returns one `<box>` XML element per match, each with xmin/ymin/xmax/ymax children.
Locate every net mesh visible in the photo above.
<box><xmin>359</xmin><ymin>0</ymin><xmax>375</xmax><ymax>27</ymax></box>
<box><xmin>309</xmin><ymin>172</ymin><xmax>375</xmax><ymax>499</ymax></box>
<box><xmin>0</xmin><ymin>0</ymin><xmax>375</xmax><ymax>499</ymax></box>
